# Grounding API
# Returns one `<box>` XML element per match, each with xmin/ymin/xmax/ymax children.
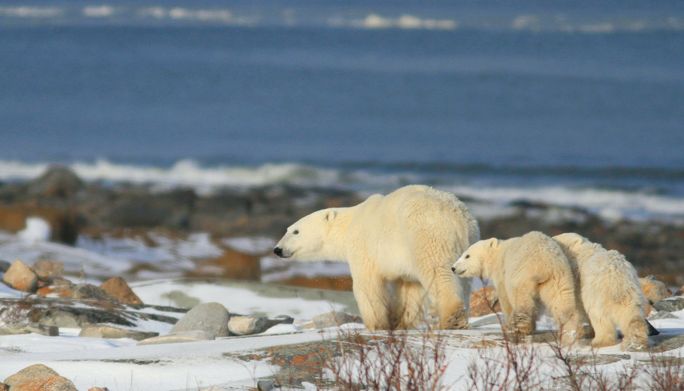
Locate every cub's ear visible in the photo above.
<box><xmin>487</xmin><ymin>238</ymin><xmax>499</xmax><ymax>248</ymax></box>
<box><xmin>325</xmin><ymin>209</ymin><xmax>337</xmax><ymax>222</ymax></box>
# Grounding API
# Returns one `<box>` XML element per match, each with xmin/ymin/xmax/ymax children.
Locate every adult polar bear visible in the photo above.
<box><xmin>273</xmin><ymin>185</ymin><xmax>480</xmax><ymax>330</ymax></box>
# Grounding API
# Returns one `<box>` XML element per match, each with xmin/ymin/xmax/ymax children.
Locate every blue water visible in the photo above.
<box><xmin>1</xmin><ymin>0</ymin><xmax>683</xmax><ymax>199</ymax></box>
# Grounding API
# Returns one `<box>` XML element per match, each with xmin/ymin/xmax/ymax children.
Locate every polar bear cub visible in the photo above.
<box><xmin>553</xmin><ymin>233</ymin><xmax>650</xmax><ymax>350</ymax></box>
<box><xmin>452</xmin><ymin>231</ymin><xmax>581</xmax><ymax>340</ymax></box>
<box><xmin>274</xmin><ymin>185</ymin><xmax>480</xmax><ymax>330</ymax></box>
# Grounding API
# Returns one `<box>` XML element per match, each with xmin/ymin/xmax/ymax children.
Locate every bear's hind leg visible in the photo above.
<box><xmin>586</xmin><ymin>306</ymin><xmax>618</xmax><ymax>348</ymax></box>
<box><xmin>391</xmin><ymin>280</ymin><xmax>427</xmax><ymax>329</ymax></box>
<box><xmin>416</xmin><ymin>267</ymin><xmax>467</xmax><ymax>329</ymax></box>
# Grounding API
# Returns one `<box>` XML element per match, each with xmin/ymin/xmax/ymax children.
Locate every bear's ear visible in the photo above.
<box><xmin>487</xmin><ymin>238</ymin><xmax>499</xmax><ymax>248</ymax></box>
<box><xmin>325</xmin><ymin>210</ymin><xmax>337</xmax><ymax>222</ymax></box>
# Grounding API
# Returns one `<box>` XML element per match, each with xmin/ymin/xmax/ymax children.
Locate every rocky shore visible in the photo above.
<box><xmin>0</xmin><ymin>166</ymin><xmax>682</xmax><ymax>287</ymax></box>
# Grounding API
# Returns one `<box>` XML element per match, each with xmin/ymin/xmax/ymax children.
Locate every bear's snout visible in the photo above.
<box><xmin>273</xmin><ymin>247</ymin><xmax>284</xmax><ymax>257</ymax></box>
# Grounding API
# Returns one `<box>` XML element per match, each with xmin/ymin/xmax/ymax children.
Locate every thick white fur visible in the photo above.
<box><xmin>553</xmin><ymin>233</ymin><xmax>649</xmax><ymax>350</ymax></box>
<box><xmin>275</xmin><ymin>185</ymin><xmax>480</xmax><ymax>330</ymax></box>
<box><xmin>453</xmin><ymin>231</ymin><xmax>582</xmax><ymax>341</ymax></box>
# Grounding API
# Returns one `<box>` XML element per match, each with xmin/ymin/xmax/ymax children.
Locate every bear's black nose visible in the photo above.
<box><xmin>273</xmin><ymin>247</ymin><xmax>283</xmax><ymax>257</ymax></box>
<box><xmin>451</xmin><ymin>266</ymin><xmax>456</xmax><ymax>272</ymax></box>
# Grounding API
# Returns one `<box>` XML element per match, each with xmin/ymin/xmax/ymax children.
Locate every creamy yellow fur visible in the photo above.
<box><xmin>453</xmin><ymin>231</ymin><xmax>582</xmax><ymax>342</ymax></box>
<box><xmin>554</xmin><ymin>233</ymin><xmax>649</xmax><ymax>351</ymax></box>
<box><xmin>275</xmin><ymin>185</ymin><xmax>480</xmax><ymax>330</ymax></box>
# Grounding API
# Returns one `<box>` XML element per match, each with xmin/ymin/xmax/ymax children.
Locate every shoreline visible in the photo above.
<box><xmin>0</xmin><ymin>166</ymin><xmax>682</xmax><ymax>286</ymax></box>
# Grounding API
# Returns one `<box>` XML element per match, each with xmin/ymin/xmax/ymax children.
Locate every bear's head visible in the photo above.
<box><xmin>273</xmin><ymin>208</ymin><xmax>342</xmax><ymax>262</ymax></box>
<box><xmin>452</xmin><ymin>238</ymin><xmax>498</xmax><ymax>279</ymax></box>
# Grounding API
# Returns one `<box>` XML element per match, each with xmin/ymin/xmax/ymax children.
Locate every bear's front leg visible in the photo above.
<box><xmin>352</xmin><ymin>273</ymin><xmax>392</xmax><ymax>331</ymax></box>
<box><xmin>506</xmin><ymin>280</ymin><xmax>538</xmax><ymax>338</ymax></box>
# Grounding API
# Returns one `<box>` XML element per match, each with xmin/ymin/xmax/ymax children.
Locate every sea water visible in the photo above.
<box><xmin>0</xmin><ymin>0</ymin><xmax>683</xmax><ymax>221</ymax></box>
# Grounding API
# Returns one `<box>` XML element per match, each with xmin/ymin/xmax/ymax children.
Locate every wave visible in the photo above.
<box><xmin>1</xmin><ymin>159</ymin><xmax>683</xmax><ymax>222</ymax></box>
<box><xmin>0</xmin><ymin>159</ymin><xmax>404</xmax><ymax>193</ymax></box>
<box><xmin>447</xmin><ymin>184</ymin><xmax>684</xmax><ymax>223</ymax></box>
<box><xmin>0</xmin><ymin>6</ymin><xmax>62</xmax><ymax>18</ymax></box>
<box><xmin>328</xmin><ymin>14</ymin><xmax>458</xmax><ymax>31</ymax></box>
<box><xmin>1</xmin><ymin>4</ymin><xmax>682</xmax><ymax>34</ymax></box>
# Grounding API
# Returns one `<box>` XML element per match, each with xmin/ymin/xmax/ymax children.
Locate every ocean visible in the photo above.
<box><xmin>1</xmin><ymin>0</ymin><xmax>683</xmax><ymax>221</ymax></box>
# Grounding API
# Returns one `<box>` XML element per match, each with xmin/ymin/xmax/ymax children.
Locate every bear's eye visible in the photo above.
<box><xmin>465</xmin><ymin>254</ymin><xmax>470</xmax><ymax>259</ymax></box>
<box><xmin>293</xmin><ymin>230</ymin><xmax>299</xmax><ymax>235</ymax></box>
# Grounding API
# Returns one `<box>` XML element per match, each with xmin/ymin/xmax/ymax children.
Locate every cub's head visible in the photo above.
<box><xmin>553</xmin><ymin>233</ymin><xmax>588</xmax><ymax>249</ymax></box>
<box><xmin>273</xmin><ymin>208</ymin><xmax>340</xmax><ymax>262</ymax></box>
<box><xmin>553</xmin><ymin>232</ymin><xmax>601</xmax><ymax>259</ymax></box>
<box><xmin>451</xmin><ymin>238</ymin><xmax>499</xmax><ymax>278</ymax></box>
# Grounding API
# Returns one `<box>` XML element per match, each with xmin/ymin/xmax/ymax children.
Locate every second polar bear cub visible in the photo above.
<box><xmin>553</xmin><ymin>233</ymin><xmax>650</xmax><ymax>351</ymax></box>
<box><xmin>452</xmin><ymin>231</ymin><xmax>581</xmax><ymax>340</ymax></box>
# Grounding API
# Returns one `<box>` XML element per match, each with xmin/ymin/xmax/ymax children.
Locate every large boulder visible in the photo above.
<box><xmin>2</xmin><ymin>260</ymin><xmax>38</xmax><ymax>292</ymax></box>
<box><xmin>170</xmin><ymin>302</ymin><xmax>230</xmax><ymax>339</ymax></box>
<box><xmin>27</xmin><ymin>165</ymin><xmax>83</xmax><ymax>198</ymax></box>
<box><xmin>4</xmin><ymin>364</ymin><xmax>77</xmax><ymax>391</ymax></box>
<box><xmin>33</xmin><ymin>260</ymin><xmax>65</xmax><ymax>280</ymax></box>
<box><xmin>100</xmin><ymin>277</ymin><xmax>143</xmax><ymax>306</ymax></box>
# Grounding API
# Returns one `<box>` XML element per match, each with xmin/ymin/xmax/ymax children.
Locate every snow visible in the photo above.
<box><xmin>132</xmin><ymin>279</ymin><xmax>346</xmax><ymax>318</ymax></box>
<box><xmin>17</xmin><ymin>217</ymin><xmax>51</xmax><ymax>242</ymax></box>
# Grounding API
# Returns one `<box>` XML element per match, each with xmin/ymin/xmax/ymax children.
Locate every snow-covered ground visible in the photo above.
<box><xmin>1</xmin><ymin>227</ymin><xmax>683</xmax><ymax>390</ymax></box>
<box><xmin>1</xmin><ymin>276</ymin><xmax>683</xmax><ymax>390</ymax></box>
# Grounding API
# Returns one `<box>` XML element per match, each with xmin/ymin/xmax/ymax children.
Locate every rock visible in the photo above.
<box><xmin>88</xmin><ymin>388</ymin><xmax>109</xmax><ymax>391</ymax></box>
<box><xmin>170</xmin><ymin>302</ymin><xmax>230</xmax><ymax>338</ymax></box>
<box><xmin>33</xmin><ymin>260</ymin><xmax>65</xmax><ymax>280</ymax></box>
<box><xmin>469</xmin><ymin>286</ymin><xmax>501</xmax><ymax>317</ymax></box>
<box><xmin>39</xmin><ymin>310</ymin><xmax>81</xmax><ymax>328</ymax></box>
<box><xmin>1</xmin><ymin>296</ymin><xmax>184</xmax><ymax>331</ymax></box>
<box><xmin>653</xmin><ymin>297</ymin><xmax>684</xmax><ymax>313</ymax></box>
<box><xmin>71</xmin><ymin>284</ymin><xmax>115</xmax><ymax>302</ymax></box>
<box><xmin>137</xmin><ymin>330</ymin><xmax>214</xmax><ymax>345</ymax></box>
<box><xmin>100</xmin><ymin>277</ymin><xmax>143</xmax><ymax>305</ymax></box>
<box><xmin>37</xmin><ymin>277</ymin><xmax>75</xmax><ymax>298</ymax></box>
<box><xmin>105</xmin><ymin>189</ymin><xmax>196</xmax><ymax>229</ymax></box>
<box><xmin>228</xmin><ymin>316</ymin><xmax>271</xmax><ymax>336</ymax></box>
<box><xmin>640</xmin><ymin>276</ymin><xmax>671</xmax><ymax>304</ymax></box>
<box><xmin>309</xmin><ymin>311</ymin><xmax>362</xmax><ymax>329</ymax></box>
<box><xmin>2</xmin><ymin>260</ymin><xmax>38</xmax><ymax>292</ymax></box>
<box><xmin>0</xmin><ymin>324</ymin><xmax>58</xmax><ymax>337</ymax></box>
<box><xmin>79</xmin><ymin>325</ymin><xmax>159</xmax><ymax>341</ymax></box>
<box><xmin>4</xmin><ymin>363</ymin><xmax>77</xmax><ymax>391</ymax></box>
<box><xmin>257</xmin><ymin>379</ymin><xmax>279</xmax><ymax>391</ymax></box>
<box><xmin>194</xmin><ymin>247</ymin><xmax>261</xmax><ymax>281</ymax></box>
<box><xmin>27</xmin><ymin>165</ymin><xmax>83</xmax><ymax>198</ymax></box>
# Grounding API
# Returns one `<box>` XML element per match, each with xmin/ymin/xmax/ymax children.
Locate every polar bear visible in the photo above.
<box><xmin>273</xmin><ymin>185</ymin><xmax>480</xmax><ymax>330</ymax></box>
<box><xmin>452</xmin><ymin>231</ymin><xmax>582</xmax><ymax>341</ymax></box>
<box><xmin>553</xmin><ymin>233</ymin><xmax>650</xmax><ymax>350</ymax></box>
